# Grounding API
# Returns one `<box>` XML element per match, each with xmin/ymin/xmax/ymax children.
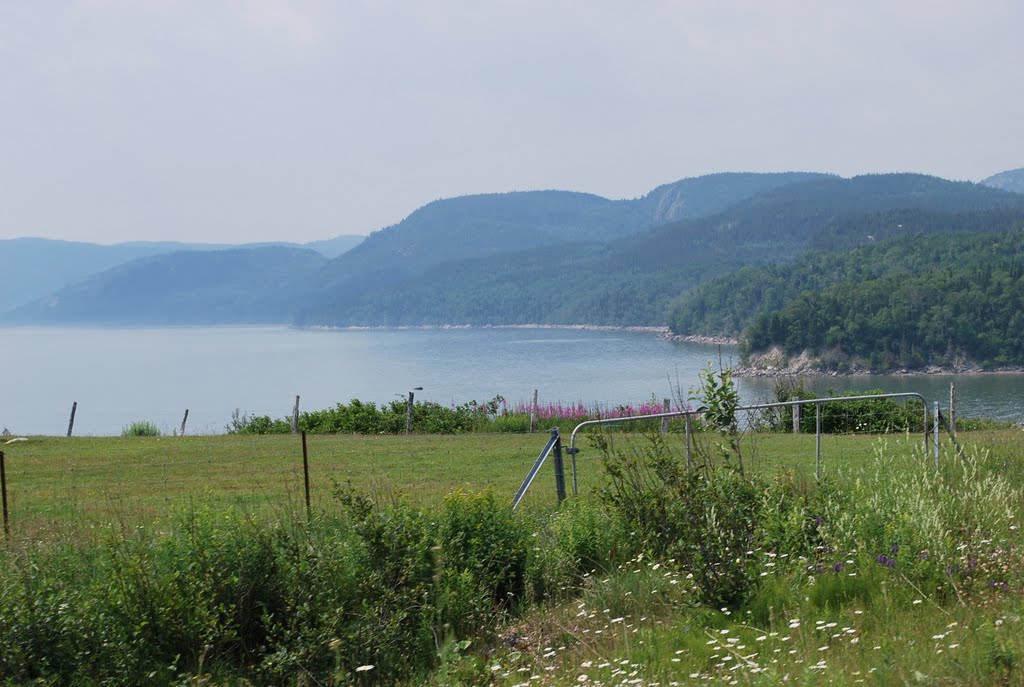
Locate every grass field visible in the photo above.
<box><xmin>1</xmin><ymin>428</ymin><xmax>950</xmax><ymax>537</ymax></box>
<box><xmin>2</xmin><ymin>427</ymin><xmax>1022</xmax><ymax>685</ymax></box>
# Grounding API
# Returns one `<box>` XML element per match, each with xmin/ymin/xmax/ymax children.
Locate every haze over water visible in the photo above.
<box><xmin>2</xmin><ymin>326</ymin><xmax>1021</xmax><ymax>436</ymax></box>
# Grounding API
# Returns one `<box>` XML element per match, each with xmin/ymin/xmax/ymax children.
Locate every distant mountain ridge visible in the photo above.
<box><xmin>298</xmin><ymin>172</ymin><xmax>829</xmax><ymax>323</ymax></box>
<box><xmin>7</xmin><ymin>169</ymin><xmax>1024</xmax><ymax>337</ymax></box>
<box><xmin>0</xmin><ymin>235</ymin><xmax>362</xmax><ymax>313</ymax></box>
<box><xmin>298</xmin><ymin>173</ymin><xmax>1024</xmax><ymax>328</ymax></box>
<box><xmin>7</xmin><ymin>246</ymin><xmax>327</xmax><ymax>324</ymax></box>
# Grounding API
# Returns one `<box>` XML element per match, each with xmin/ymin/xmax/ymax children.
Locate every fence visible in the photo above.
<box><xmin>0</xmin><ymin>391</ymin><xmax>985</xmax><ymax>537</ymax></box>
<box><xmin>514</xmin><ymin>392</ymin><xmax>967</xmax><ymax>508</ymax></box>
<box><xmin>0</xmin><ymin>432</ymin><xmax>560</xmax><ymax>541</ymax></box>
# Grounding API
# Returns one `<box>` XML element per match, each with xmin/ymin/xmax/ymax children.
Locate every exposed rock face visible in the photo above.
<box><xmin>980</xmin><ymin>167</ymin><xmax>1024</xmax><ymax>194</ymax></box>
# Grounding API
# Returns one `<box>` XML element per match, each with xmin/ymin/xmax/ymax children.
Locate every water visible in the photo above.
<box><xmin>1</xmin><ymin>325</ymin><xmax>1021</xmax><ymax>436</ymax></box>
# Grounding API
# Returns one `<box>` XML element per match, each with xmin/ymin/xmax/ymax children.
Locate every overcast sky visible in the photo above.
<box><xmin>2</xmin><ymin>1</ymin><xmax>1023</xmax><ymax>245</ymax></box>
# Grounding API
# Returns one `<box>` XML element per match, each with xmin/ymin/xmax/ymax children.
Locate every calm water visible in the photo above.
<box><xmin>1</xmin><ymin>325</ymin><xmax>1021</xmax><ymax>436</ymax></box>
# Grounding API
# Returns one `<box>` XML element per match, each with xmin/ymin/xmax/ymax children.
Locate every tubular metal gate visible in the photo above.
<box><xmin>513</xmin><ymin>392</ymin><xmax>938</xmax><ymax>510</ymax></box>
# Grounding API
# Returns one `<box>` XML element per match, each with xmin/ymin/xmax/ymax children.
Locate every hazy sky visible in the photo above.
<box><xmin>3</xmin><ymin>1</ymin><xmax>1023</xmax><ymax>245</ymax></box>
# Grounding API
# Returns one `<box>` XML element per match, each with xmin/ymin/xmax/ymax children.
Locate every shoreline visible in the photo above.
<box><xmin>306</xmin><ymin>323</ymin><xmax>675</xmax><ymax>334</ymax></box>
<box><xmin>304</xmin><ymin>324</ymin><xmax>1024</xmax><ymax>377</ymax></box>
<box><xmin>734</xmin><ymin>346</ymin><xmax>1024</xmax><ymax>378</ymax></box>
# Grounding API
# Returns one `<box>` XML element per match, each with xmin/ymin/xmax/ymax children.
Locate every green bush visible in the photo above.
<box><xmin>226</xmin><ymin>409</ymin><xmax>291</xmax><ymax>434</ymax></box>
<box><xmin>439</xmin><ymin>490</ymin><xmax>529</xmax><ymax>610</ymax></box>
<box><xmin>762</xmin><ymin>378</ymin><xmax>924</xmax><ymax>433</ymax></box>
<box><xmin>121</xmin><ymin>420</ymin><xmax>161</xmax><ymax>437</ymax></box>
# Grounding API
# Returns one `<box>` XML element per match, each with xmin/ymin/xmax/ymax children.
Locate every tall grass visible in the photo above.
<box><xmin>1</xmin><ymin>429</ymin><xmax>1021</xmax><ymax>684</ymax></box>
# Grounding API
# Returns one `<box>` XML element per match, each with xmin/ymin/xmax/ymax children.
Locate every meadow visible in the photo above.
<box><xmin>1</xmin><ymin>421</ymin><xmax>1022</xmax><ymax>686</ymax></box>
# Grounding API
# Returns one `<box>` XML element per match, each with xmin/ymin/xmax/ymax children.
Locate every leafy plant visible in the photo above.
<box><xmin>226</xmin><ymin>409</ymin><xmax>291</xmax><ymax>434</ymax></box>
<box><xmin>690</xmin><ymin>364</ymin><xmax>745</xmax><ymax>474</ymax></box>
<box><xmin>121</xmin><ymin>420</ymin><xmax>161</xmax><ymax>437</ymax></box>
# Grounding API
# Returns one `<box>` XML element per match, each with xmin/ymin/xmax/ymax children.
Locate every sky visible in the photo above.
<box><xmin>2</xmin><ymin>1</ymin><xmax>1023</xmax><ymax>245</ymax></box>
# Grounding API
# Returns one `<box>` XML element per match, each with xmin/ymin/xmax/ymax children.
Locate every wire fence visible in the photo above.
<box><xmin>0</xmin><ymin>392</ymin><xmax>980</xmax><ymax>542</ymax></box>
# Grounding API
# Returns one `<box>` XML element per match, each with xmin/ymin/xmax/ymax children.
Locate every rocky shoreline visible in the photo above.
<box><xmin>734</xmin><ymin>346</ymin><xmax>1024</xmax><ymax>378</ymax></box>
<box><xmin>304</xmin><ymin>324</ymin><xmax>1024</xmax><ymax>377</ymax></box>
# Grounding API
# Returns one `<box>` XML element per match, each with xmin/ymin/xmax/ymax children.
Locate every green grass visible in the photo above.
<box><xmin>1</xmin><ymin>428</ymin><xmax>1020</xmax><ymax>685</ymax></box>
<box><xmin>1</xmin><ymin>428</ymin><xmax>953</xmax><ymax>537</ymax></box>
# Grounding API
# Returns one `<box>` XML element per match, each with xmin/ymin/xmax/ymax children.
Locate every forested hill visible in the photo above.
<box><xmin>668</xmin><ymin>207</ymin><xmax>1024</xmax><ymax>337</ymax></box>
<box><xmin>10</xmin><ymin>171</ymin><xmax>1024</xmax><ymax>332</ymax></box>
<box><xmin>736</xmin><ymin>231</ymin><xmax>1024</xmax><ymax>371</ymax></box>
<box><xmin>298</xmin><ymin>174</ymin><xmax>1024</xmax><ymax>328</ymax></box>
<box><xmin>298</xmin><ymin>172</ymin><xmax>829</xmax><ymax>323</ymax></box>
<box><xmin>7</xmin><ymin>247</ymin><xmax>327</xmax><ymax>325</ymax></box>
<box><xmin>981</xmin><ymin>167</ymin><xmax>1024</xmax><ymax>194</ymax></box>
<box><xmin>0</xmin><ymin>235</ymin><xmax>363</xmax><ymax>314</ymax></box>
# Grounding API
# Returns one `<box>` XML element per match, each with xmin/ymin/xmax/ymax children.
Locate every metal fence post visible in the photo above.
<box><xmin>405</xmin><ymin>391</ymin><xmax>415</xmax><ymax>435</ymax></box>
<box><xmin>551</xmin><ymin>428</ymin><xmax>567</xmax><ymax>503</ymax></box>
<box><xmin>1</xmin><ymin>450</ymin><xmax>8</xmax><ymax>538</ymax></box>
<box><xmin>685</xmin><ymin>414</ymin><xmax>693</xmax><ymax>470</ymax></box>
<box><xmin>933</xmin><ymin>402</ymin><xmax>940</xmax><ymax>468</ymax></box>
<box><xmin>301</xmin><ymin>431</ymin><xmax>311</xmax><ymax>522</ymax></box>
<box><xmin>567</xmin><ymin>446</ymin><xmax>580</xmax><ymax>497</ymax></box>
<box><xmin>923</xmin><ymin>402</ymin><xmax>929</xmax><ymax>458</ymax></box>
<box><xmin>815</xmin><ymin>402</ymin><xmax>822</xmax><ymax>480</ymax></box>
<box><xmin>949</xmin><ymin>383</ymin><xmax>957</xmax><ymax>436</ymax></box>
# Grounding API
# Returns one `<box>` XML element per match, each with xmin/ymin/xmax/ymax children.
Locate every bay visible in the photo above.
<box><xmin>1</xmin><ymin>325</ymin><xmax>1021</xmax><ymax>436</ymax></box>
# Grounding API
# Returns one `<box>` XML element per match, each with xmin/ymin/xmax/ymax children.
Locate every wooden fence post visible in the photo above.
<box><xmin>530</xmin><ymin>389</ymin><xmax>539</xmax><ymax>433</ymax></box>
<box><xmin>406</xmin><ymin>391</ymin><xmax>415</xmax><ymax>435</ymax></box>
<box><xmin>661</xmin><ymin>398</ymin><xmax>671</xmax><ymax>434</ymax></box>
<box><xmin>180</xmin><ymin>409</ymin><xmax>189</xmax><ymax>436</ymax></box>
<box><xmin>67</xmin><ymin>401</ymin><xmax>77</xmax><ymax>437</ymax></box>
<box><xmin>292</xmin><ymin>395</ymin><xmax>300</xmax><ymax>434</ymax></box>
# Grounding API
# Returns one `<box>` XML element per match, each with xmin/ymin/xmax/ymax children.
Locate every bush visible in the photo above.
<box><xmin>226</xmin><ymin>409</ymin><xmax>291</xmax><ymax>434</ymax></box>
<box><xmin>439</xmin><ymin>490</ymin><xmax>529</xmax><ymax>610</ymax></box>
<box><xmin>761</xmin><ymin>378</ymin><xmax>924</xmax><ymax>433</ymax></box>
<box><xmin>121</xmin><ymin>420</ymin><xmax>161</xmax><ymax>437</ymax></box>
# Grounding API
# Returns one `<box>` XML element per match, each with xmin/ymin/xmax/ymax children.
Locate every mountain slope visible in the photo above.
<box><xmin>738</xmin><ymin>231</ymin><xmax>1024</xmax><ymax>370</ymax></box>
<box><xmin>300</xmin><ymin>174</ymin><xmax>1024</xmax><ymax>327</ymax></box>
<box><xmin>0</xmin><ymin>235</ymin><xmax>362</xmax><ymax>314</ymax></box>
<box><xmin>668</xmin><ymin>206</ymin><xmax>1024</xmax><ymax>337</ymax></box>
<box><xmin>7</xmin><ymin>247</ymin><xmax>327</xmax><ymax>324</ymax></box>
<box><xmin>298</xmin><ymin>173</ymin><xmax>831</xmax><ymax>325</ymax></box>
<box><xmin>981</xmin><ymin>167</ymin><xmax>1024</xmax><ymax>194</ymax></box>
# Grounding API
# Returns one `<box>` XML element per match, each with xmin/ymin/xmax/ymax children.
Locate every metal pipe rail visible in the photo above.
<box><xmin>566</xmin><ymin>392</ymin><xmax>931</xmax><ymax>493</ymax></box>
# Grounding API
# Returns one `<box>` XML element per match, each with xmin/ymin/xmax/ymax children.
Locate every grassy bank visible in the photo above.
<box><xmin>0</xmin><ymin>428</ymin><xmax>1021</xmax><ymax>685</ymax></box>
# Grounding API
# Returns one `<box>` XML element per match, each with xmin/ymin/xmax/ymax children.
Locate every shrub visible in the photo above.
<box><xmin>438</xmin><ymin>490</ymin><xmax>529</xmax><ymax>610</ymax></box>
<box><xmin>121</xmin><ymin>420</ymin><xmax>161</xmax><ymax>437</ymax></box>
<box><xmin>226</xmin><ymin>409</ymin><xmax>291</xmax><ymax>434</ymax></box>
<box><xmin>763</xmin><ymin>378</ymin><xmax>924</xmax><ymax>433</ymax></box>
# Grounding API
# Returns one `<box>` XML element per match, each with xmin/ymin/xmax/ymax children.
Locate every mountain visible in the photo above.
<box><xmin>299</xmin><ymin>173</ymin><xmax>1024</xmax><ymax>328</ymax></box>
<box><xmin>12</xmin><ymin>171</ymin><xmax>1022</xmax><ymax>330</ymax></box>
<box><xmin>6</xmin><ymin>246</ymin><xmax>327</xmax><ymax>325</ymax></box>
<box><xmin>297</xmin><ymin>172</ymin><xmax>830</xmax><ymax>325</ymax></box>
<box><xmin>0</xmin><ymin>235</ymin><xmax>363</xmax><ymax>313</ymax></box>
<box><xmin>668</xmin><ymin>207</ymin><xmax>1024</xmax><ymax>338</ymax></box>
<box><xmin>636</xmin><ymin>171</ymin><xmax>833</xmax><ymax>225</ymax></box>
<box><xmin>738</xmin><ymin>231</ymin><xmax>1024</xmax><ymax>371</ymax></box>
<box><xmin>301</xmin><ymin>235</ymin><xmax>364</xmax><ymax>259</ymax></box>
<box><xmin>0</xmin><ymin>238</ymin><xmax>187</xmax><ymax>313</ymax></box>
<box><xmin>981</xmin><ymin>167</ymin><xmax>1024</xmax><ymax>194</ymax></box>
